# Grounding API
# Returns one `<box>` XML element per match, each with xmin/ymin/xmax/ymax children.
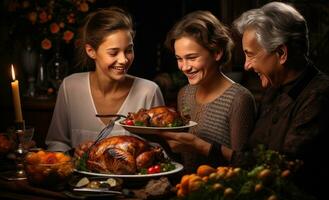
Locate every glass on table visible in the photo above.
<box><xmin>17</xmin><ymin>126</ymin><xmax>35</xmax><ymax>152</ymax></box>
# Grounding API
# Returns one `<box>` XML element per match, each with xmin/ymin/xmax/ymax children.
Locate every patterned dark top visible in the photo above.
<box><xmin>248</xmin><ymin>64</ymin><xmax>329</xmax><ymax>199</ymax></box>
<box><xmin>250</xmin><ymin>64</ymin><xmax>329</xmax><ymax>157</ymax></box>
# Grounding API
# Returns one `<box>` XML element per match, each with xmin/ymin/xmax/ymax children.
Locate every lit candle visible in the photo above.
<box><xmin>11</xmin><ymin>64</ymin><xmax>24</xmax><ymax>123</ymax></box>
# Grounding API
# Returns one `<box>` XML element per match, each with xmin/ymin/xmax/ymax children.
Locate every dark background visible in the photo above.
<box><xmin>0</xmin><ymin>0</ymin><xmax>328</xmax><ymax>146</ymax></box>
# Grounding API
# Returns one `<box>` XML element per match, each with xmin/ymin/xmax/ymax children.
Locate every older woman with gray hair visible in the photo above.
<box><xmin>233</xmin><ymin>2</ymin><xmax>329</xmax><ymax>199</ymax></box>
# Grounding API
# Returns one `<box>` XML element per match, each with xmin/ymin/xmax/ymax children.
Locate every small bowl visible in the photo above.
<box><xmin>24</xmin><ymin>151</ymin><xmax>74</xmax><ymax>190</ymax></box>
<box><xmin>25</xmin><ymin>161</ymin><xmax>74</xmax><ymax>189</ymax></box>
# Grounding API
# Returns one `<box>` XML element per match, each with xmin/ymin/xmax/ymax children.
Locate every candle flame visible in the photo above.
<box><xmin>11</xmin><ymin>64</ymin><xmax>16</xmax><ymax>81</ymax></box>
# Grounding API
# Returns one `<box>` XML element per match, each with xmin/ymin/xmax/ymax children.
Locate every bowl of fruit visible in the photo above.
<box><xmin>24</xmin><ymin>150</ymin><xmax>74</xmax><ymax>190</ymax></box>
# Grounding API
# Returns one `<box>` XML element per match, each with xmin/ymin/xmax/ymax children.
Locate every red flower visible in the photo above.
<box><xmin>63</xmin><ymin>31</ymin><xmax>74</xmax><ymax>43</ymax></box>
<box><xmin>50</xmin><ymin>23</ymin><xmax>60</xmax><ymax>34</ymax></box>
<box><xmin>7</xmin><ymin>0</ymin><xmax>96</xmax><ymax>50</ymax></box>
<box><xmin>41</xmin><ymin>38</ymin><xmax>52</xmax><ymax>50</ymax></box>
<box><xmin>39</xmin><ymin>10</ymin><xmax>48</xmax><ymax>24</ymax></box>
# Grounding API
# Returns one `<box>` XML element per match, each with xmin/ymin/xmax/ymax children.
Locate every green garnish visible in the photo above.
<box><xmin>76</xmin><ymin>152</ymin><xmax>88</xmax><ymax>171</ymax></box>
<box><xmin>134</xmin><ymin>121</ymin><xmax>145</xmax><ymax>126</ymax></box>
<box><xmin>139</xmin><ymin>168</ymin><xmax>147</xmax><ymax>174</ymax></box>
<box><xmin>171</xmin><ymin>118</ymin><xmax>184</xmax><ymax>127</ymax></box>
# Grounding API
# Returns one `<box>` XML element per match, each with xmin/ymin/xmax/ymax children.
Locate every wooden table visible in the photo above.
<box><xmin>0</xmin><ymin>172</ymin><xmax>179</xmax><ymax>200</ymax></box>
<box><xmin>0</xmin><ymin>179</ymin><xmax>69</xmax><ymax>200</ymax></box>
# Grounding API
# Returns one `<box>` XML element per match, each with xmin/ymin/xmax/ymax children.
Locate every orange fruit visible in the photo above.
<box><xmin>224</xmin><ymin>187</ymin><xmax>235</xmax><ymax>197</ymax></box>
<box><xmin>212</xmin><ymin>183</ymin><xmax>224</xmax><ymax>191</ymax></box>
<box><xmin>188</xmin><ymin>175</ymin><xmax>203</xmax><ymax>192</ymax></box>
<box><xmin>25</xmin><ymin>152</ymin><xmax>40</xmax><ymax>164</ymax></box>
<box><xmin>281</xmin><ymin>169</ymin><xmax>291</xmax><ymax>178</ymax></box>
<box><xmin>258</xmin><ymin>169</ymin><xmax>271</xmax><ymax>179</ymax></box>
<box><xmin>197</xmin><ymin>165</ymin><xmax>216</xmax><ymax>177</ymax></box>
<box><xmin>177</xmin><ymin>188</ymin><xmax>186</xmax><ymax>197</ymax></box>
<box><xmin>267</xmin><ymin>195</ymin><xmax>278</xmax><ymax>200</ymax></box>
<box><xmin>217</xmin><ymin>166</ymin><xmax>229</xmax><ymax>177</ymax></box>
<box><xmin>258</xmin><ymin>169</ymin><xmax>273</xmax><ymax>185</ymax></box>
<box><xmin>180</xmin><ymin>174</ymin><xmax>190</xmax><ymax>192</ymax></box>
<box><xmin>254</xmin><ymin>183</ymin><xmax>263</xmax><ymax>192</ymax></box>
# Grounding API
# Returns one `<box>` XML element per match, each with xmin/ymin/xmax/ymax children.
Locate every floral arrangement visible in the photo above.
<box><xmin>6</xmin><ymin>0</ymin><xmax>97</xmax><ymax>51</ymax></box>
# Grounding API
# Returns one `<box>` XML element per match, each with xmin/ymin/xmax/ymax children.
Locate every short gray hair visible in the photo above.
<box><xmin>233</xmin><ymin>2</ymin><xmax>309</xmax><ymax>57</ymax></box>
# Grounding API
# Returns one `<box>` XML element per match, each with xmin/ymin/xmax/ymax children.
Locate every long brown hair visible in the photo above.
<box><xmin>76</xmin><ymin>7</ymin><xmax>135</xmax><ymax>71</ymax></box>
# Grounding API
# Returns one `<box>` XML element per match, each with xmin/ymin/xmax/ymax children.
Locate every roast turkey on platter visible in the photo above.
<box><xmin>121</xmin><ymin>106</ymin><xmax>190</xmax><ymax>127</ymax></box>
<box><xmin>85</xmin><ymin>135</ymin><xmax>166</xmax><ymax>175</ymax></box>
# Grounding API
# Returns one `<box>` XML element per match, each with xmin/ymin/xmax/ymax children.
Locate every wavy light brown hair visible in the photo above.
<box><xmin>165</xmin><ymin>10</ymin><xmax>234</xmax><ymax>69</ymax></box>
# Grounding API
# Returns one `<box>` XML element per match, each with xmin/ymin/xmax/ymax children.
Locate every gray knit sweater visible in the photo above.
<box><xmin>177</xmin><ymin>83</ymin><xmax>256</xmax><ymax>172</ymax></box>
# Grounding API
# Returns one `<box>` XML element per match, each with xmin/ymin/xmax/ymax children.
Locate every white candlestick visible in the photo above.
<box><xmin>11</xmin><ymin>65</ymin><xmax>24</xmax><ymax>123</ymax></box>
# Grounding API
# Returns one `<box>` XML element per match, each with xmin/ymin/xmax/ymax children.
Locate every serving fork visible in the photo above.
<box><xmin>93</xmin><ymin>114</ymin><xmax>126</xmax><ymax>145</ymax></box>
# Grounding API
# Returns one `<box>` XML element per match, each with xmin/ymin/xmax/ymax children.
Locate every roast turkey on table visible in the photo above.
<box><xmin>87</xmin><ymin>135</ymin><xmax>165</xmax><ymax>174</ymax></box>
<box><xmin>124</xmin><ymin>106</ymin><xmax>189</xmax><ymax>127</ymax></box>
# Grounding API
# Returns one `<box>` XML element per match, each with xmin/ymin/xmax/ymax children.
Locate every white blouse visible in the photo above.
<box><xmin>46</xmin><ymin>72</ymin><xmax>165</xmax><ymax>152</ymax></box>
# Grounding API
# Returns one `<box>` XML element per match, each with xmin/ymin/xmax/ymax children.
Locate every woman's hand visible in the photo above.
<box><xmin>158</xmin><ymin>131</ymin><xmax>211</xmax><ymax>155</ymax></box>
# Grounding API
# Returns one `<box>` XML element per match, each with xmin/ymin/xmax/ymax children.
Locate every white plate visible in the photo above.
<box><xmin>115</xmin><ymin>120</ymin><xmax>197</xmax><ymax>134</ymax></box>
<box><xmin>74</xmin><ymin>162</ymin><xmax>184</xmax><ymax>179</ymax></box>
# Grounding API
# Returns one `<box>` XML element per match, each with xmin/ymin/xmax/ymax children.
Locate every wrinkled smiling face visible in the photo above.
<box><xmin>242</xmin><ymin>28</ymin><xmax>284</xmax><ymax>88</ymax></box>
<box><xmin>91</xmin><ymin>29</ymin><xmax>134</xmax><ymax>81</ymax></box>
<box><xmin>174</xmin><ymin>36</ymin><xmax>221</xmax><ymax>86</ymax></box>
